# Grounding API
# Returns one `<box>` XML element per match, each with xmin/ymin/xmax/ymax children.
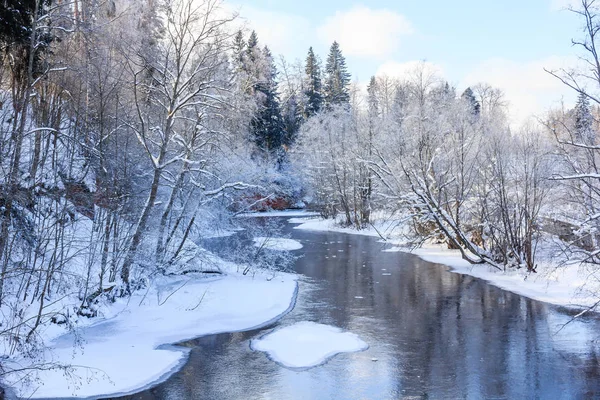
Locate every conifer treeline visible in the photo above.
<box><xmin>233</xmin><ymin>30</ymin><xmax>352</xmax><ymax>159</ymax></box>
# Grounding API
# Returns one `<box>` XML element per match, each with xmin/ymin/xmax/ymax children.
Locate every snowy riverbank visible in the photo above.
<box><xmin>4</xmin><ymin>256</ymin><xmax>298</xmax><ymax>399</ymax></box>
<box><xmin>291</xmin><ymin>215</ymin><xmax>600</xmax><ymax>311</ymax></box>
<box><xmin>6</xmin><ymin>209</ymin><xmax>597</xmax><ymax>398</ymax></box>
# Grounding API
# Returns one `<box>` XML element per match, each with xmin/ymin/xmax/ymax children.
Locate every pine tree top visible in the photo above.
<box><xmin>305</xmin><ymin>47</ymin><xmax>321</xmax><ymax>77</ymax></box>
<box><xmin>324</xmin><ymin>41</ymin><xmax>351</xmax><ymax>106</ymax></box>
<box><xmin>461</xmin><ymin>87</ymin><xmax>481</xmax><ymax>116</ymax></box>
<box><xmin>233</xmin><ymin>30</ymin><xmax>246</xmax><ymax>49</ymax></box>
<box><xmin>247</xmin><ymin>31</ymin><xmax>259</xmax><ymax>50</ymax></box>
<box><xmin>304</xmin><ymin>47</ymin><xmax>324</xmax><ymax>118</ymax></box>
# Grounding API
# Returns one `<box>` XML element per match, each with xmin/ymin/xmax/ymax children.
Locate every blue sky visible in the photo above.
<box><xmin>230</xmin><ymin>0</ymin><xmax>583</xmax><ymax>124</ymax></box>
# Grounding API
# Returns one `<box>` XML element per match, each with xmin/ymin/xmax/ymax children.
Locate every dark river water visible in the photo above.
<box><xmin>111</xmin><ymin>217</ymin><xmax>600</xmax><ymax>400</ymax></box>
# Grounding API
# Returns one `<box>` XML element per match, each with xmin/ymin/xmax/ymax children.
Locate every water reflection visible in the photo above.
<box><xmin>110</xmin><ymin>218</ymin><xmax>600</xmax><ymax>400</ymax></box>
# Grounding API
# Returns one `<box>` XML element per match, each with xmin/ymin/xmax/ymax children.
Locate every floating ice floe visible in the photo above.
<box><xmin>251</xmin><ymin>321</ymin><xmax>368</xmax><ymax>369</ymax></box>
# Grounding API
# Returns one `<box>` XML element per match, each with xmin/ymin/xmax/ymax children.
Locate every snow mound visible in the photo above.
<box><xmin>253</xmin><ymin>237</ymin><xmax>303</xmax><ymax>251</ymax></box>
<box><xmin>251</xmin><ymin>321</ymin><xmax>368</xmax><ymax>369</ymax></box>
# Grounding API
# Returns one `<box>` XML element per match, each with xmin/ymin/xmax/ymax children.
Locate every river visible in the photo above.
<box><xmin>112</xmin><ymin>216</ymin><xmax>600</xmax><ymax>399</ymax></box>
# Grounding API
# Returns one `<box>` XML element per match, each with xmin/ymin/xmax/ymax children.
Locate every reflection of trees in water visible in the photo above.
<box><xmin>202</xmin><ymin>217</ymin><xmax>297</xmax><ymax>275</ymax></box>
<box><xmin>582</xmin><ymin>348</ymin><xmax>600</xmax><ymax>393</ymax></box>
<box><xmin>384</xmin><ymin>256</ymin><xmax>599</xmax><ymax>398</ymax></box>
<box><xmin>296</xmin><ymin>231</ymin><xmax>600</xmax><ymax>398</ymax></box>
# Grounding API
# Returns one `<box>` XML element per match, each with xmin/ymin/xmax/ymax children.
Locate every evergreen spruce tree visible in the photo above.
<box><xmin>367</xmin><ymin>76</ymin><xmax>379</xmax><ymax>117</ymax></box>
<box><xmin>0</xmin><ymin>0</ymin><xmax>51</xmax><ymax>48</ymax></box>
<box><xmin>232</xmin><ymin>30</ymin><xmax>246</xmax><ymax>68</ymax></box>
<box><xmin>231</xmin><ymin>30</ymin><xmax>252</xmax><ymax>94</ymax></box>
<box><xmin>247</xmin><ymin>30</ymin><xmax>259</xmax><ymax>63</ymax></box>
<box><xmin>324</xmin><ymin>41</ymin><xmax>351</xmax><ymax>108</ymax></box>
<box><xmin>244</xmin><ymin>30</ymin><xmax>266</xmax><ymax>92</ymax></box>
<box><xmin>282</xmin><ymin>93</ymin><xmax>302</xmax><ymax>146</ymax></box>
<box><xmin>250</xmin><ymin>46</ymin><xmax>285</xmax><ymax>156</ymax></box>
<box><xmin>432</xmin><ymin>82</ymin><xmax>456</xmax><ymax>108</ymax></box>
<box><xmin>304</xmin><ymin>47</ymin><xmax>323</xmax><ymax>118</ymax></box>
<box><xmin>461</xmin><ymin>87</ymin><xmax>481</xmax><ymax>117</ymax></box>
<box><xmin>574</xmin><ymin>92</ymin><xmax>595</xmax><ymax>144</ymax></box>
<box><xmin>0</xmin><ymin>0</ymin><xmax>55</xmax><ymax>75</ymax></box>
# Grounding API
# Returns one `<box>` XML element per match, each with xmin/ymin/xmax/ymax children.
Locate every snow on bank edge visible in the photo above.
<box><xmin>238</xmin><ymin>210</ymin><xmax>319</xmax><ymax>218</ymax></box>
<box><xmin>5</xmin><ymin>268</ymin><xmax>299</xmax><ymax>399</ymax></box>
<box><xmin>294</xmin><ymin>217</ymin><xmax>599</xmax><ymax>310</ymax></box>
<box><xmin>403</xmin><ymin>246</ymin><xmax>598</xmax><ymax>310</ymax></box>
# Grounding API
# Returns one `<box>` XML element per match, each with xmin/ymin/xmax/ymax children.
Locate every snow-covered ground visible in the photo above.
<box><xmin>4</xmin><ymin>259</ymin><xmax>298</xmax><ymax>399</ymax></box>
<box><xmin>251</xmin><ymin>321</ymin><xmax>368</xmax><ymax>369</ymax></box>
<box><xmin>253</xmin><ymin>237</ymin><xmax>303</xmax><ymax>251</ymax></box>
<box><xmin>292</xmin><ymin>215</ymin><xmax>600</xmax><ymax>310</ymax></box>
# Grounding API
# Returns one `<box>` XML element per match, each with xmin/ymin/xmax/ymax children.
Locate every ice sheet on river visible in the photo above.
<box><xmin>251</xmin><ymin>321</ymin><xmax>368</xmax><ymax>369</ymax></box>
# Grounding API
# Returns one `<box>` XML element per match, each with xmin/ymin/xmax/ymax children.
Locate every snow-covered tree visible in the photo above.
<box><xmin>119</xmin><ymin>0</ymin><xmax>237</xmax><ymax>286</ymax></box>
<box><xmin>250</xmin><ymin>47</ymin><xmax>285</xmax><ymax>157</ymax></box>
<box><xmin>324</xmin><ymin>41</ymin><xmax>351</xmax><ymax>108</ymax></box>
<box><xmin>545</xmin><ymin>0</ymin><xmax>600</xmax><ymax>266</ymax></box>
<box><xmin>303</xmin><ymin>47</ymin><xmax>323</xmax><ymax>118</ymax></box>
<box><xmin>461</xmin><ymin>87</ymin><xmax>481</xmax><ymax>118</ymax></box>
<box><xmin>282</xmin><ymin>93</ymin><xmax>302</xmax><ymax>147</ymax></box>
<box><xmin>296</xmin><ymin>79</ymin><xmax>378</xmax><ymax>227</ymax></box>
<box><xmin>574</xmin><ymin>92</ymin><xmax>595</xmax><ymax>144</ymax></box>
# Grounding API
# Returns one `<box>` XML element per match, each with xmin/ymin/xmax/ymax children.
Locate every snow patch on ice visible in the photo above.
<box><xmin>294</xmin><ymin>218</ymin><xmax>383</xmax><ymax>237</ymax></box>
<box><xmin>251</xmin><ymin>321</ymin><xmax>368</xmax><ymax>369</ymax></box>
<box><xmin>253</xmin><ymin>237</ymin><xmax>303</xmax><ymax>251</ymax></box>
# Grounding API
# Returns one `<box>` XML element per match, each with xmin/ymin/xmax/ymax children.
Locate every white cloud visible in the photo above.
<box><xmin>317</xmin><ymin>6</ymin><xmax>414</xmax><ymax>58</ymax></box>
<box><xmin>462</xmin><ymin>56</ymin><xmax>578</xmax><ymax>126</ymax></box>
<box><xmin>232</xmin><ymin>4</ymin><xmax>313</xmax><ymax>60</ymax></box>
